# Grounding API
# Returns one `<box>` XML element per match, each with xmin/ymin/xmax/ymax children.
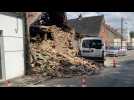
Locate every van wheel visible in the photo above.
<box><xmin>115</xmin><ymin>54</ymin><xmax>118</xmax><ymax>57</ymax></box>
<box><xmin>99</xmin><ymin>61</ymin><xmax>105</xmax><ymax>68</ymax></box>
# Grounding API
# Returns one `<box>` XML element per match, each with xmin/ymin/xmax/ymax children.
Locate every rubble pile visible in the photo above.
<box><xmin>30</xmin><ymin>25</ymin><xmax>100</xmax><ymax>78</ymax></box>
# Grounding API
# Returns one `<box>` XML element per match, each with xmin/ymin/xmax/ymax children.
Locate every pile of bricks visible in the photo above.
<box><xmin>30</xmin><ymin>25</ymin><xmax>100</xmax><ymax>78</ymax></box>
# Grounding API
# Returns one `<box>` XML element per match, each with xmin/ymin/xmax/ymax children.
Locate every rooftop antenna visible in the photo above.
<box><xmin>78</xmin><ymin>13</ymin><xmax>82</xmax><ymax>20</ymax></box>
<box><xmin>97</xmin><ymin>12</ymin><xmax>101</xmax><ymax>15</ymax></box>
<box><xmin>97</xmin><ymin>12</ymin><xmax>104</xmax><ymax>17</ymax></box>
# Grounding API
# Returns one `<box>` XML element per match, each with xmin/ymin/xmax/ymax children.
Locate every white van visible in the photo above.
<box><xmin>79</xmin><ymin>37</ymin><xmax>105</xmax><ymax>64</ymax></box>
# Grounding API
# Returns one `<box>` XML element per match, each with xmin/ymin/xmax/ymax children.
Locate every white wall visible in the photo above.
<box><xmin>132</xmin><ymin>38</ymin><xmax>134</xmax><ymax>46</ymax></box>
<box><xmin>114</xmin><ymin>38</ymin><xmax>121</xmax><ymax>47</ymax></box>
<box><xmin>114</xmin><ymin>38</ymin><xmax>127</xmax><ymax>47</ymax></box>
<box><xmin>0</xmin><ymin>14</ymin><xmax>24</xmax><ymax>80</ymax></box>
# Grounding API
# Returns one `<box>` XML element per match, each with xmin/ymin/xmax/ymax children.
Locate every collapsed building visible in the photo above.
<box><xmin>26</xmin><ymin>12</ymin><xmax>101</xmax><ymax>78</ymax></box>
<box><xmin>28</xmin><ymin>12</ymin><xmax>72</xmax><ymax>39</ymax></box>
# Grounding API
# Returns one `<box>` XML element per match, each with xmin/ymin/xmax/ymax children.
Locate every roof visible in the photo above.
<box><xmin>112</xmin><ymin>31</ymin><xmax>122</xmax><ymax>38</ymax></box>
<box><xmin>67</xmin><ymin>15</ymin><xmax>104</xmax><ymax>37</ymax></box>
<box><xmin>81</xmin><ymin>37</ymin><xmax>102</xmax><ymax>41</ymax></box>
<box><xmin>105</xmin><ymin>24</ymin><xmax>124</xmax><ymax>39</ymax></box>
<box><xmin>0</xmin><ymin>12</ymin><xmax>24</xmax><ymax>18</ymax></box>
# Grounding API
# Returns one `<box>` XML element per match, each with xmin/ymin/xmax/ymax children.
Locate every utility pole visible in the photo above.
<box><xmin>24</xmin><ymin>12</ymin><xmax>32</xmax><ymax>75</ymax></box>
<box><xmin>121</xmin><ymin>17</ymin><xmax>123</xmax><ymax>49</ymax></box>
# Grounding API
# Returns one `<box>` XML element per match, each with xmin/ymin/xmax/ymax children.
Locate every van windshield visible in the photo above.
<box><xmin>82</xmin><ymin>40</ymin><xmax>102</xmax><ymax>49</ymax></box>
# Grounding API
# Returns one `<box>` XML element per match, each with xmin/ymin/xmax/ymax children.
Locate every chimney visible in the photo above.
<box><xmin>78</xmin><ymin>14</ymin><xmax>82</xmax><ymax>20</ymax></box>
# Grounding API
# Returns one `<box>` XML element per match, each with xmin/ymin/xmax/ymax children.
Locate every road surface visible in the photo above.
<box><xmin>1</xmin><ymin>50</ymin><xmax>134</xmax><ymax>87</ymax></box>
<box><xmin>29</xmin><ymin>50</ymin><xmax>134</xmax><ymax>87</ymax></box>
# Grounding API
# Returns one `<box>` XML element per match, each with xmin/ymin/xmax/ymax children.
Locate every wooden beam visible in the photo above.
<box><xmin>24</xmin><ymin>12</ymin><xmax>32</xmax><ymax>75</ymax></box>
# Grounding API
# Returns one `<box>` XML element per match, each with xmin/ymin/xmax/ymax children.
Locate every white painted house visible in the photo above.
<box><xmin>0</xmin><ymin>12</ymin><xmax>25</xmax><ymax>81</ymax></box>
<box><xmin>131</xmin><ymin>38</ymin><xmax>134</xmax><ymax>47</ymax></box>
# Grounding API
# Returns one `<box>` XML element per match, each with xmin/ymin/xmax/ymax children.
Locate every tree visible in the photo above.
<box><xmin>47</xmin><ymin>12</ymin><xmax>67</xmax><ymax>27</ymax></box>
<box><xmin>129</xmin><ymin>31</ymin><xmax>134</xmax><ymax>38</ymax></box>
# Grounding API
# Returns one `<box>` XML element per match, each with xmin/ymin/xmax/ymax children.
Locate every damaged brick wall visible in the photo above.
<box><xmin>99</xmin><ymin>22</ymin><xmax>111</xmax><ymax>47</ymax></box>
<box><xmin>28</xmin><ymin>12</ymin><xmax>73</xmax><ymax>39</ymax></box>
<box><xmin>26</xmin><ymin>12</ymin><xmax>42</xmax><ymax>29</ymax></box>
<box><xmin>24</xmin><ymin>12</ymin><xmax>101</xmax><ymax>76</ymax></box>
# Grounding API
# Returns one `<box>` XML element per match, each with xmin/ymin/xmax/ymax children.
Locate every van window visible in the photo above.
<box><xmin>82</xmin><ymin>40</ymin><xmax>102</xmax><ymax>49</ymax></box>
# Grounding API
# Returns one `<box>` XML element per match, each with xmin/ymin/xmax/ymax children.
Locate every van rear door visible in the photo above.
<box><xmin>81</xmin><ymin>39</ymin><xmax>103</xmax><ymax>57</ymax></box>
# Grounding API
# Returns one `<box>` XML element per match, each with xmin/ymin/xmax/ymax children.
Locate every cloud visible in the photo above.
<box><xmin>100</xmin><ymin>12</ymin><xmax>134</xmax><ymax>32</ymax></box>
<box><xmin>66</xmin><ymin>12</ymin><xmax>134</xmax><ymax>32</ymax></box>
<box><xmin>67</xmin><ymin>12</ymin><xmax>98</xmax><ymax>19</ymax></box>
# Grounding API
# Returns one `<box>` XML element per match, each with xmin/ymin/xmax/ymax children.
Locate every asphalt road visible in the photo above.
<box><xmin>30</xmin><ymin>50</ymin><xmax>134</xmax><ymax>87</ymax></box>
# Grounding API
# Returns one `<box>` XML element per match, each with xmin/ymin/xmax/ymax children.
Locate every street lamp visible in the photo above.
<box><xmin>121</xmin><ymin>17</ymin><xmax>123</xmax><ymax>49</ymax></box>
<box><xmin>121</xmin><ymin>16</ymin><xmax>128</xmax><ymax>48</ymax></box>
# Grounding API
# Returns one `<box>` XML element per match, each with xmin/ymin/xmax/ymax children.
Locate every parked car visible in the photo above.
<box><xmin>106</xmin><ymin>47</ymin><xmax>119</xmax><ymax>57</ymax></box>
<box><xmin>118</xmin><ymin>47</ymin><xmax>127</xmax><ymax>56</ymax></box>
<box><xmin>127</xmin><ymin>46</ymin><xmax>134</xmax><ymax>50</ymax></box>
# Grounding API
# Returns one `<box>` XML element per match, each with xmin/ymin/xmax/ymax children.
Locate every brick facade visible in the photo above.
<box><xmin>99</xmin><ymin>23</ymin><xmax>110</xmax><ymax>47</ymax></box>
<box><xmin>26</xmin><ymin>12</ymin><xmax>42</xmax><ymax>28</ymax></box>
<box><xmin>99</xmin><ymin>23</ymin><xmax>123</xmax><ymax>47</ymax></box>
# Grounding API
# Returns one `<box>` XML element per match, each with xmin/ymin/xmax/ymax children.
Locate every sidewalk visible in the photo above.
<box><xmin>0</xmin><ymin>75</ymin><xmax>52</xmax><ymax>87</ymax></box>
<box><xmin>0</xmin><ymin>56</ymin><xmax>117</xmax><ymax>87</ymax></box>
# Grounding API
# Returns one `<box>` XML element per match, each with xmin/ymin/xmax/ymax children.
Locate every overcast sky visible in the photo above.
<box><xmin>66</xmin><ymin>12</ymin><xmax>134</xmax><ymax>33</ymax></box>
